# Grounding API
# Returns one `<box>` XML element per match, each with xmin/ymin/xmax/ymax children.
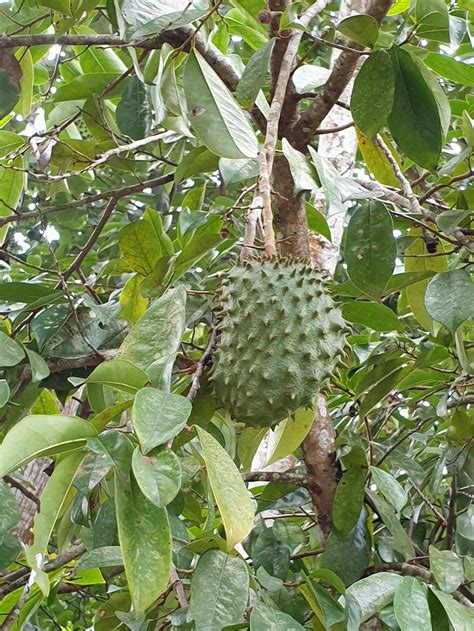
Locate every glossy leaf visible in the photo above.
<box><xmin>250</xmin><ymin>601</ymin><xmax>305</xmax><ymax>630</ymax></box>
<box><xmin>116</xmin><ymin>77</ymin><xmax>151</xmax><ymax>140</ymax></box>
<box><xmin>305</xmin><ymin>202</ymin><xmax>332</xmax><ymax>241</ymax></box>
<box><xmin>133</xmin><ymin>387</ymin><xmax>191</xmax><ymax>454</ymax></box>
<box><xmin>25</xmin><ymin>452</ymin><xmax>85</xmax><ymax>595</ymax></box>
<box><xmin>25</xmin><ymin>348</ymin><xmax>50</xmax><ymax>382</ymax></box>
<box><xmin>79</xmin><ymin>546</ymin><xmax>123</xmax><ymax>570</ymax></box>
<box><xmin>0</xmin><ymin>415</ymin><xmax>97</xmax><ymax>477</ymax></box>
<box><xmin>368</xmin><ymin>491</ymin><xmax>415</xmax><ymax>560</ymax></box>
<box><xmin>236</xmin><ymin>39</ymin><xmax>274</xmax><ymax>110</ymax></box>
<box><xmin>370</xmin><ymin>466</ymin><xmax>407</xmax><ymax>512</ymax></box>
<box><xmin>424</xmin><ymin>53</ymin><xmax>474</xmax><ymax>88</ymax></box>
<box><xmin>345</xmin><ymin>202</ymin><xmax>396</xmax><ymax>298</ymax></box>
<box><xmin>394</xmin><ymin>576</ymin><xmax>432</xmax><ymax>631</ymax></box>
<box><xmin>337</xmin><ymin>14</ymin><xmax>379</xmax><ymax>47</ymax></box>
<box><xmin>430</xmin><ymin>588</ymin><xmax>474</xmax><ymax>630</ymax></box>
<box><xmin>87</xmin><ymin>359</ymin><xmax>148</xmax><ymax>394</ymax></box>
<box><xmin>115</xmin><ymin>472</ymin><xmax>172</xmax><ymax>614</ymax></box>
<box><xmin>189</xmin><ymin>550</ymin><xmax>249</xmax><ymax>629</ymax></box>
<box><xmin>184</xmin><ymin>50</ymin><xmax>258</xmax><ymax>159</ymax></box>
<box><xmin>425</xmin><ymin>269</ymin><xmax>474</xmax><ymax>332</ymax></box>
<box><xmin>0</xmin><ymin>331</ymin><xmax>24</xmax><ymax>367</ymax></box>
<box><xmin>346</xmin><ymin>573</ymin><xmax>402</xmax><ymax>623</ymax></box>
<box><xmin>265</xmin><ymin>407</ymin><xmax>315</xmax><ymax>466</ymax></box>
<box><xmin>387</xmin><ymin>47</ymin><xmax>443</xmax><ymax>170</ymax></box>
<box><xmin>356</xmin><ymin>130</ymin><xmax>399</xmax><ymax>187</ymax></box>
<box><xmin>342</xmin><ymin>301</ymin><xmax>401</xmax><ymax>332</ymax></box>
<box><xmin>351</xmin><ymin>50</ymin><xmax>395</xmax><ymax>138</ymax></box>
<box><xmin>119</xmin><ymin>274</ymin><xmax>148</xmax><ymax>324</ymax></box>
<box><xmin>118</xmin><ymin>286</ymin><xmax>186</xmax><ymax>389</ymax></box>
<box><xmin>332</xmin><ymin>467</ymin><xmax>366</xmax><ymax>534</ymax></box>
<box><xmin>123</xmin><ymin>0</ymin><xmax>208</xmax><ymax>38</ymax></box>
<box><xmin>429</xmin><ymin>546</ymin><xmax>464</xmax><ymax>593</ymax></box>
<box><xmin>196</xmin><ymin>426</ymin><xmax>255</xmax><ymax>550</ymax></box>
<box><xmin>132</xmin><ymin>446</ymin><xmax>181</xmax><ymax>507</ymax></box>
<box><xmin>282</xmin><ymin>138</ymin><xmax>318</xmax><ymax>193</ymax></box>
<box><xmin>415</xmin><ymin>0</ymin><xmax>449</xmax><ymax>43</ymax></box>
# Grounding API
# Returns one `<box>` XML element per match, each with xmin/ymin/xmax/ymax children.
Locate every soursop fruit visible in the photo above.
<box><xmin>211</xmin><ymin>259</ymin><xmax>348</xmax><ymax>427</ymax></box>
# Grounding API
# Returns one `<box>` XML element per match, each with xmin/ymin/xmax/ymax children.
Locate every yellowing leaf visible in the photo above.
<box><xmin>196</xmin><ymin>426</ymin><xmax>254</xmax><ymax>550</ymax></box>
<box><xmin>356</xmin><ymin>129</ymin><xmax>399</xmax><ymax>187</ymax></box>
<box><xmin>119</xmin><ymin>274</ymin><xmax>148</xmax><ymax>324</ymax></box>
<box><xmin>265</xmin><ymin>407</ymin><xmax>314</xmax><ymax>466</ymax></box>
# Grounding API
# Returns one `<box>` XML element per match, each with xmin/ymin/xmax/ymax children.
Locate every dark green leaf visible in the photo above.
<box><xmin>437</xmin><ymin>209</ymin><xmax>472</xmax><ymax>235</ymax></box>
<box><xmin>351</xmin><ymin>50</ymin><xmax>395</xmax><ymax>138</ymax></box>
<box><xmin>87</xmin><ymin>359</ymin><xmax>148</xmax><ymax>394</ymax></box>
<box><xmin>430</xmin><ymin>588</ymin><xmax>474</xmax><ymax>630</ymax></box>
<box><xmin>345</xmin><ymin>202</ymin><xmax>396</xmax><ymax>298</ymax></box>
<box><xmin>236</xmin><ymin>39</ymin><xmax>274</xmax><ymax>110</ymax></box>
<box><xmin>173</xmin><ymin>232</ymin><xmax>222</xmax><ymax>282</ymax></box>
<box><xmin>369</xmin><ymin>466</ymin><xmax>407</xmax><ymax>512</ymax></box>
<box><xmin>116</xmin><ymin>77</ymin><xmax>151</xmax><ymax>140</ymax></box>
<box><xmin>332</xmin><ymin>468</ymin><xmax>366</xmax><ymax>534</ymax></box>
<box><xmin>425</xmin><ymin>269</ymin><xmax>474</xmax><ymax>332</ymax></box>
<box><xmin>359</xmin><ymin>366</ymin><xmax>411</xmax><ymax>417</ymax></box>
<box><xmin>337</xmin><ymin>14</ymin><xmax>379</xmax><ymax>47</ymax></box>
<box><xmin>387</xmin><ymin>47</ymin><xmax>443</xmax><ymax>170</ymax></box>
<box><xmin>368</xmin><ymin>491</ymin><xmax>415</xmax><ymax>560</ymax></box>
<box><xmin>0</xmin><ymin>481</ymin><xmax>19</xmax><ymax>535</ymax></box>
<box><xmin>324</xmin><ymin>508</ymin><xmax>371</xmax><ymax>586</ymax></box>
<box><xmin>0</xmin><ymin>51</ymin><xmax>21</xmax><ymax>118</ymax></box>
<box><xmin>423</xmin><ymin>53</ymin><xmax>474</xmax><ymax>88</ymax></box>
<box><xmin>53</xmin><ymin>73</ymin><xmax>121</xmax><ymax>101</ymax></box>
<box><xmin>305</xmin><ymin>202</ymin><xmax>332</xmax><ymax>241</ymax></box>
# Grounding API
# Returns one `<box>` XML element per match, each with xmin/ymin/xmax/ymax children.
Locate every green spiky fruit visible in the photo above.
<box><xmin>211</xmin><ymin>259</ymin><xmax>348</xmax><ymax>427</ymax></box>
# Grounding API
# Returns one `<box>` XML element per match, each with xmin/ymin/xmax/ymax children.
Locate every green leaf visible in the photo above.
<box><xmin>369</xmin><ymin>466</ymin><xmax>407</xmax><ymax>512</ymax></box>
<box><xmin>282</xmin><ymin>139</ymin><xmax>318</xmax><ymax>194</ymax></box>
<box><xmin>0</xmin><ymin>51</ymin><xmax>21</xmax><ymax>118</ymax></box>
<box><xmin>423</xmin><ymin>53</ymin><xmax>474</xmax><ymax>88</ymax></box>
<box><xmin>115</xmin><ymin>472</ymin><xmax>172</xmax><ymax>614</ymax></box>
<box><xmin>0</xmin><ymin>415</ymin><xmax>97</xmax><ymax>477</ymax></box>
<box><xmin>430</xmin><ymin>588</ymin><xmax>474</xmax><ymax>630</ymax></box>
<box><xmin>415</xmin><ymin>0</ymin><xmax>450</xmax><ymax>43</ymax></box>
<box><xmin>405</xmin><ymin>228</ymin><xmax>448</xmax><ymax>332</ymax></box>
<box><xmin>388</xmin><ymin>0</ymin><xmax>410</xmax><ymax>16</ymax></box>
<box><xmin>358</xmin><ymin>365</ymin><xmax>411</xmax><ymax>417</ymax></box>
<box><xmin>184</xmin><ymin>50</ymin><xmax>258</xmax><ymax>159</ymax></box>
<box><xmin>25</xmin><ymin>348</ymin><xmax>50</xmax><ymax>383</ymax></box>
<box><xmin>0</xmin><ymin>379</ymin><xmax>10</xmax><ymax>407</ymax></box>
<box><xmin>292</xmin><ymin>65</ymin><xmax>330</xmax><ymax>93</ymax></box>
<box><xmin>189</xmin><ymin>549</ymin><xmax>249</xmax><ymax>629</ymax></box>
<box><xmin>79</xmin><ymin>546</ymin><xmax>123</xmax><ymax>570</ymax></box>
<box><xmin>299</xmin><ymin>581</ymin><xmax>345</xmax><ymax>628</ymax></box>
<box><xmin>342</xmin><ymin>301</ymin><xmax>401</xmax><ymax>332</ymax></box>
<box><xmin>305</xmin><ymin>202</ymin><xmax>332</xmax><ymax>241</ymax></box>
<box><xmin>0</xmin><ymin>131</ymin><xmax>24</xmax><ymax>158</ymax></box>
<box><xmin>437</xmin><ymin>209</ymin><xmax>472</xmax><ymax>235</ymax></box>
<box><xmin>119</xmin><ymin>220</ymin><xmax>161</xmax><ymax>275</ymax></box>
<box><xmin>356</xmin><ymin>130</ymin><xmax>400</xmax><ymax>187</ymax></box>
<box><xmin>351</xmin><ymin>50</ymin><xmax>395</xmax><ymax>138</ymax></box>
<box><xmin>219</xmin><ymin>157</ymin><xmax>259</xmax><ymax>184</ymax></box>
<box><xmin>346</xmin><ymin>573</ymin><xmax>402</xmax><ymax>623</ymax></box>
<box><xmin>0</xmin><ymin>533</ymin><xmax>20</xmax><ymax>570</ymax></box>
<box><xmin>196</xmin><ymin>426</ymin><xmax>255</xmax><ymax>550</ymax></box>
<box><xmin>118</xmin><ymin>286</ymin><xmax>186</xmax><ymax>389</ymax></box>
<box><xmin>394</xmin><ymin>576</ymin><xmax>432</xmax><ymax>631</ymax></box>
<box><xmin>133</xmin><ymin>387</ymin><xmax>191</xmax><ymax>454</ymax></box>
<box><xmin>425</xmin><ymin>269</ymin><xmax>474</xmax><ymax>332</ymax></box>
<box><xmin>15</xmin><ymin>49</ymin><xmax>33</xmax><ymax>118</ymax></box>
<box><xmin>345</xmin><ymin>202</ymin><xmax>396</xmax><ymax>298</ymax></box>
<box><xmin>429</xmin><ymin>546</ymin><xmax>464</xmax><ymax>593</ymax></box>
<box><xmin>236</xmin><ymin>39</ymin><xmax>274</xmax><ymax>110</ymax></box>
<box><xmin>0</xmin><ymin>481</ymin><xmax>19</xmax><ymax>535</ymax></box>
<box><xmin>324</xmin><ymin>508</ymin><xmax>371</xmax><ymax>586</ymax></box>
<box><xmin>123</xmin><ymin>0</ymin><xmax>208</xmax><ymax>38</ymax></box>
<box><xmin>52</xmin><ymin>73</ymin><xmax>121</xmax><ymax>101</ymax></box>
<box><xmin>0</xmin><ymin>330</ymin><xmax>24</xmax><ymax>367</ymax></box>
<box><xmin>116</xmin><ymin>77</ymin><xmax>151</xmax><ymax>140</ymax></box>
<box><xmin>250</xmin><ymin>601</ymin><xmax>305</xmax><ymax>630</ymax></box>
<box><xmin>173</xmin><ymin>232</ymin><xmax>222</xmax><ymax>282</ymax></box>
<box><xmin>224</xmin><ymin>7</ymin><xmax>268</xmax><ymax>51</ymax></box>
<box><xmin>337</xmin><ymin>14</ymin><xmax>379</xmax><ymax>47</ymax></box>
<box><xmin>174</xmin><ymin>146</ymin><xmax>220</xmax><ymax>182</ymax></box>
<box><xmin>387</xmin><ymin>46</ymin><xmax>443</xmax><ymax>170</ymax></box>
<box><xmin>87</xmin><ymin>359</ymin><xmax>148</xmax><ymax>394</ymax></box>
<box><xmin>132</xmin><ymin>446</ymin><xmax>181</xmax><ymax>507</ymax></box>
<box><xmin>25</xmin><ymin>451</ymin><xmax>85</xmax><ymax>595</ymax></box>
<box><xmin>264</xmin><ymin>407</ymin><xmax>315</xmax><ymax>466</ymax></box>
<box><xmin>368</xmin><ymin>491</ymin><xmax>415</xmax><ymax>560</ymax></box>
<box><xmin>332</xmin><ymin>468</ymin><xmax>366</xmax><ymax>535</ymax></box>
<box><xmin>0</xmin><ymin>156</ymin><xmax>26</xmax><ymax>245</ymax></box>
<box><xmin>119</xmin><ymin>274</ymin><xmax>148</xmax><ymax>324</ymax></box>
<box><xmin>144</xmin><ymin>208</ymin><xmax>174</xmax><ymax>257</ymax></box>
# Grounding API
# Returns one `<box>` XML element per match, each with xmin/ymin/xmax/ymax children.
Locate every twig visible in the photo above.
<box><xmin>170</xmin><ymin>565</ymin><xmax>188</xmax><ymax>609</ymax></box>
<box><xmin>242</xmin><ymin>471</ymin><xmax>315</xmax><ymax>487</ymax></box>
<box><xmin>186</xmin><ymin>327</ymin><xmax>217</xmax><ymax>402</ymax></box>
<box><xmin>240</xmin><ymin>195</ymin><xmax>263</xmax><ymax>260</ymax></box>
<box><xmin>446</xmin><ymin>473</ymin><xmax>457</xmax><ymax>549</ymax></box>
<box><xmin>4</xmin><ymin>475</ymin><xmax>40</xmax><ymax>510</ymax></box>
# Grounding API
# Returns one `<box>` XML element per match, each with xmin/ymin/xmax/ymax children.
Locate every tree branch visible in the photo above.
<box><xmin>242</xmin><ymin>471</ymin><xmax>315</xmax><ymax>487</ymax></box>
<box><xmin>186</xmin><ymin>327</ymin><xmax>217</xmax><ymax>402</ymax></box>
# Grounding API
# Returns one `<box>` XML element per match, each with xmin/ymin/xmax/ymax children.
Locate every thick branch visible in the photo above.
<box><xmin>293</xmin><ymin>0</ymin><xmax>393</xmax><ymax>149</ymax></box>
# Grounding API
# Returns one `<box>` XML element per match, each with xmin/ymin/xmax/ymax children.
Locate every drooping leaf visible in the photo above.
<box><xmin>305</xmin><ymin>202</ymin><xmax>332</xmax><ymax>241</ymax></box>
<box><xmin>265</xmin><ymin>407</ymin><xmax>315</xmax><ymax>466</ymax></box>
<box><xmin>250</xmin><ymin>600</ymin><xmax>305</xmax><ymax>630</ymax></box>
<box><xmin>119</xmin><ymin>274</ymin><xmax>148</xmax><ymax>324</ymax></box>
<box><xmin>116</xmin><ymin>77</ymin><xmax>151</xmax><ymax>140</ymax></box>
<box><xmin>369</xmin><ymin>466</ymin><xmax>407</xmax><ymax>512</ymax></box>
<box><xmin>355</xmin><ymin>130</ymin><xmax>399</xmax><ymax>187</ymax></box>
<box><xmin>324</xmin><ymin>508</ymin><xmax>371</xmax><ymax>586</ymax></box>
<box><xmin>15</xmin><ymin>49</ymin><xmax>33</xmax><ymax>118</ymax></box>
<box><xmin>0</xmin><ymin>330</ymin><xmax>24</xmax><ymax>367</ymax></box>
<box><xmin>394</xmin><ymin>576</ymin><xmax>432</xmax><ymax>631</ymax></box>
<box><xmin>25</xmin><ymin>451</ymin><xmax>85</xmax><ymax>595</ymax></box>
<box><xmin>0</xmin><ymin>50</ymin><xmax>21</xmax><ymax>118</ymax></box>
<box><xmin>123</xmin><ymin>0</ymin><xmax>209</xmax><ymax>38</ymax></box>
<box><xmin>196</xmin><ymin>426</ymin><xmax>255</xmax><ymax>550</ymax></box>
<box><xmin>115</xmin><ymin>472</ymin><xmax>172</xmax><ymax>614</ymax></box>
<box><xmin>87</xmin><ymin>359</ymin><xmax>148</xmax><ymax>394</ymax></box>
<box><xmin>429</xmin><ymin>546</ymin><xmax>464</xmax><ymax>593</ymax></box>
<box><xmin>430</xmin><ymin>588</ymin><xmax>474</xmax><ymax>630</ymax></box>
<box><xmin>342</xmin><ymin>301</ymin><xmax>401</xmax><ymax>332</ymax></box>
<box><xmin>425</xmin><ymin>269</ymin><xmax>474</xmax><ymax>332</ymax></box>
<box><xmin>0</xmin><ymin>481</ymin><xmax>19</xmax><ymax>535</ymax></box>
<box><xmin>332</xmin><ymin>468</ymin><xmax>366</xmax><ymax>535</ymax></box>
<box><xmin>282</xmin><ymin>138</ymin><xmax>318</xmax><ymax>194</ymax></box>
<box><xmin>0</xmin><ymin>379</ymin><xmax>10</xmax><ymax>407</ymax></box>
<box><xmin>345</xmin><ymin>202</ymin><xmax>396</xmax><ymax>298</ymax></box>
<box><xmin>131</xmin><ymin>446</ymin><xmax>181</xmax><ymax>507</ymax></box>
<box><xmin>0</xmin><ymin>156</ymin><xmax>26</xmax><ymax>245</ymax></box>
<box><xmin>387</xmin><ymin>46</ymin><xmax>443</xmax><ymax>170</ymax></box>
<box><xmin>189</xmin><ymin>550</ymin><xmax>249</xmax><ymax>630</ymax></box>
<box><xmin>337</xmin><ymin>14</ymin><xmax>379</xmax><ymax>47</ymax></box>
<box><xmin>118</xmin><ymin>286</ymin><xmax>186</xmax><ymax>389</ymax></box>
<box><xmin>0</xmin><ymin>415</ymin><xmax>97</xmax><ymax>477</ymax></box>
<box><xmin>351</xmin><ymin>50</ymin><xmax>395</xmax><ymax>138</ymax></box>
<box><xmin>25</xmin><ymin>348</ymin><xmax>50</xmax><ymax>383</ymax></box>
<box><xmin>184</xmin><ymin>50</ymin><xmax>258</xmax><ymax>159</ymax></box>
<box><xmin>236</xmin><ymin>39</ymin><xmax>274</xmax><ymax>110</ymax></box>
<box><xmin>404</xmin><ymin>228</ymin><xmax>448</xmax><ymax>332</ymax></box>
<box><xmin>368</xmin><ymin>491</ymin><xmax>415</xmax><ymax>560</ymax></box>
